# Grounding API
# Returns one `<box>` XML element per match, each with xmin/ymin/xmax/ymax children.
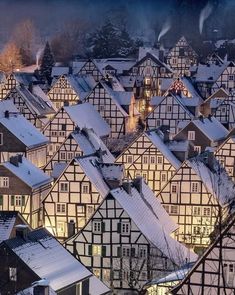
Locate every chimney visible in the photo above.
<box><xmin>10</xmin><ymin>156</ymin><xmax>19</xmax><ymax>167</ymax></box>
<box><xmin>159</xmin><ymin>49</ymin><xmax>164</xmax><ymax>62</ymax></box>
<box><xmin>68</xmin><ymin>67</ymin><xmax>73</xmax><ymax>75</ymax></box>
<box><xmin>67</xmin><ymin>220</ymin><xmax>75</xmax><ymax>238</ymax></box>
<box><xmin>4</xmin><ymin>110</ymin><xmax>9</xmax><ymax>118</ymax></box>
<box><xmin>18</xmin><ymin>154</ymin><xmax>23</xmax><ymax>163</ymax></box>
<box><xmin>198</xmin><ymin>115</ymin><xmax>204</xmax><ymax>123</ymax></box>
<box><xmin>15</xmin><ymin>224</ymin><xmax>29</xmax><ymax>240</ymax></box>
<box><xmin>33</xmin><ymin>279</ymin><xmax>50</xmax><ymax>295</ymax></box>
<box><xmin>123</xmin><ymin>179</ymin><xmax>132</xmax><ymax>195</ymax></box>
<box><xmin>133</xmin><ymin>176</ymin><xmax>143</xmax><ymax>194</ymax></box>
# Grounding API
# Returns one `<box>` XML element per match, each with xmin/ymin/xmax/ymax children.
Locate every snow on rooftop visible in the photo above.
<box><xmin>188</xmin><ymin>158</ymin><xmax>235</xmax><ymax>206</ymax></box>
<box><xmin>146</xmin><ymin>130</ymin><xmax>181</xmax><ymax>169</ymax></box>
<box><xmin>3</xmin><ymin>157</ymin><xmax>52</xmax><ymax>189</ymax></box>
<box><xmin>194</xmin><ymin>62</ymin><xmax>227</xmax><ymax>83</ymax></box>
<box><xmin>0</xmin><ymin>211</ymin><xmax>17</xmax><ymax>243</ymax></box>
<box><xmin>111</xmin><ymin>180</ymin><xmax>197</xmax><ymax>265</ymax></box>
<box><xmin>64</xmin><ymin>103</ymin><xmax>110</xmax><ymax>137</ymax></box>
<box><xmin>89</xmin><ymin>275</ymin><xmax>110</xmax><ymax>295</ymax></box>
<box><xmin>0</xmin><ymin>113</ymin><xmax>48</xmax><ymax>148</ymax></box>
<box><xmin>193</xmin><ymin>116</ymin><xmax>229</xmax><ymax>142</ymax></box>
<box><xmin>0</xmin><ymin>99</ymin><xmax>19</xmax><ymax>117</ymax></box>
<box><xmin>9</xmin><ymin>229</ymin><xmax>92</xmax><ymax>291</ymax></box>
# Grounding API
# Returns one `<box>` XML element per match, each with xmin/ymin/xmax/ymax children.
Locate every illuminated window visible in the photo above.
<box><xmin>103</xmin><ymin>269</ymin><xmax>110</xmax><ymax>281</ymax></box>
<box><xmin>145</xmin><ymin>77</ymin><xmax>151</xmax><ymax>85</ymax></box>
<box><xmin>9</xmin><ymin>267</ymin><xmax>17</xmax><ymax>281</ymax></box>
<box><xmin>92</xmin><ymin>245</ymin><xmax>101</xmax><ymax>256</ymax></box>
<box><xmin>93</xmin><ymin>268</ymin><xmax>101</xmax><ymax>278</ymax></box>
<box><xmin>188</xmin><ymin>131</ymin><xmax>195</xmax><ymax>140</ymax></box>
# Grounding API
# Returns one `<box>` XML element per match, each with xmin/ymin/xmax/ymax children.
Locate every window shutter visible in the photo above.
<box><xmin>11</xmin><ymin>195</ymin><xmax>14</xmax><ymax>206</ymax></box>
<box><xmin>102</xmin><ymin>246</ymin><xmax>106</xmax><ymax>257</ymax></box>
<box><xmin>21</xmin><ymin>196</ymin><xmax>25</xmax><ymax>206</ymax></box>
<box><xmin>101</xmin><ymin>222</ymin><xmax>105</xmax><ymax>232</ymax></box>
<box><xmin>117</xmin><ymin>222</ymin><xmax>121</xmax><ymax>233</ymax></box>
<box><xmin>88</xmin><ymin>245</ymin><xmax>92</xmax><ymax>256</ymax></box>
<box><xmin>131</xmin><ymin>247</ymin><xmax>136</xmax><ymax>257</ymax></box>
<box><xmin>0</xmin><ymin>195</ymin><xmax>3</xmax><ymax>206</ymax></box>
<box><xmin>117</xmin><ymin>247</ymin><xmax>121</xmax><ymax>257</ymax></box>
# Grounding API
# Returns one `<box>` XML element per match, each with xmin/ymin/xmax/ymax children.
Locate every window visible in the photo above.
<box><xmin>9</xmin><ymin>267</ymin><xmax>17</xmax><ymax>281</ymax></box>
<box><xmin>0</xmin><ymin>177</ymin><xmax>9</xmax><ymax>188</ymax></box>
<box><xmin>60</xmin><ymin>182</ymin><xmax>68</xmax><ymax>192</ymax></box>
<box><xmin>193</xmin><ymin>226</ymin><xmax>201</xmax><ymax>235</ymax></box>
<box><xmin>61</xmin><ymin>124</ymin><xmax>66</xmax><ymax>131</ymax></box>
<box><xmin>156</xmin><ymin>119</ymin><xmax>161</xmax><ymax>127</ymax></box>
<box><xmin>221</xmin><ymin>107</ymin><xmax>226</xmax><ymax>114</ymax></box>
<box><xmin>143</xmin><ymin>155</ymin><xmax>148</xmax><ymax>164</ymax></box>
<box><xmin>0</xmin><ymin>195</ymin><xmax>3</xmax><ymax>206</ymax></box>
<box><xmin>67</xmin><ymin>152</ymin><xmax>74</xmax><ymax>160</ymax></box>
<box><xmin>11</xmin><ymin>195</ymin><xmax>25</xmax><ymax>207</ymax></box>
<box><xmin>171</xmin><ymin>184</ymin><xmax>178</xmax><ymax>194</ymax></box>
<box><xmin>194</xmin><ymin>146</ymin><xmax>201</xmax><ymax>154</ymax></box>
<box><xmin>93</xmin><ymin>268</ymin><xmax>101</xmax><ymax>278</ymax></box>
<box><xmin>92</xmin><ymin>245</ymin><xmax>101</xmax><ymax>256</ymax></box>
<box><xmin>203</xmin><ymin>207</ymin><xmax>211</xmax><ymax>216</ymax></box>
<box><xmin>161</xmin><ymin>173</ymin><xmax>167</xmax><ymax>182</ymax></box>
<box><xmin>0</xmin><ymin>133</ymin><xmax>3</xmax><ymax>145</ymax></box>
<box><xmin>127</xmin><ymin>155</ymin><xmax>133</xmax><ymax>164</ymax></box>
<box><xmin>188</xmin><ymin>131</ymin><xmax>195</xmax><ymax>140</ymax></box>
<box><xmin>15</xmin><ymin>196</ymin><xmax>23</xmax><ymax>207</ymax></box>
<box><xmin>139</xmin><ymin>246</ymin><xmax>147</xmax><ymax>258</ymax></box>
<box><xmin>229</xmin><ymin>75</ymin><xmax>234</xmax><ymax>81</ymax></box>
<box><xmin>57</xmin><ymin>221</ymin><xmax>65</xmax><ymax>234</ymax></box>
<box><xmin>193</xmin><ymin>206</ymin><xmax>201</xmax><ymax>216</ymax></box>
<box><xmin>93</xmin><ymin>221</ymin><xmax>102</xmax><ymax>233</ymax></box>
<box><xmin>99</xmin><ymin>105</ymin><xmax>105</xmax><ymax>112</ymax></box>
<box><xmin>113</xmin><ymin>270</ymin><xmax>120</xmax><ymax>280</ymax></box>
<box><xmin>179</xmin><ymin>48</ymin><xmax>185</xmax><ymax>57</ymax></box>
<box><xmin>122</xmin><ymin>246</ymin><xmax>131</xmax><ymax>257</ymax></box>
<box><xmin>60</xmin><ymin>151</ymin><xmax>66</xmax><ymax>160</ymax></box>
<box><xmin>51</xmin><ymin>131</ymin><xmax>57</xmax><ymax>137</ymax></box>
<box><xmin>170</xmin><ymin>205</ymin><xmax>179</xmax><ymax>215</ymax></box>
<box><xmin>157</xmin><ymin>156</ymin><xmax>163</xmax><ymax>164</ymax></box>
<box><xmin>228</xmin><ymin>167</ymin><xmax>234</xmax><ymax>176</ymax></box>
<box><xmin>160</xmin><ymin>67</ymin><xmax>165</xmax><ymax>74</ymax></box>
<box><xmin>150</xmin><ymin>156</ymin><xmax>156</xmax><ymax>164</ymax></box>
<box><xmin>145</xmin><ymin>78</ymin><xmax>151</xmax><ymax>86</ymax></box>
<box><xmin>192</xmin><ymin>182</ymin><xmax>199</xmax><ymax>193</ymax></box>
<box><xmin>82</xmin><ymin>183</ymin><xmax>89</xmax><ymax>194</ymax></box>
<box><xmin>103</xmin><ymin>269</ymin><xmax>110</xmax><ymax>281</ymax></box>
<box><xmin>56</xmin><ymin>203</ymin><xmax>66</xmax><ymax>213</ymax></box>
<box><xmin>87</xmin><ymin>205</ymin><xmax>94</xmax><ymax>217</ymax></box>
<box><xmin>167</xmin><ymin>105</ymin><xmax>172</xmax><ymax>112</ymax></box>
<box><xmin>121</xmin><ymin>221</ymin><xmax>130</xmax><ymax>235</ymax></box>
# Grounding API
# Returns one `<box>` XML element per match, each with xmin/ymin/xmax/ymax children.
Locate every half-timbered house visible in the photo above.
<box><xmin>74</xmin><ymin>59</ymin><xmax>104</xmax><ymax>82</ymax></box>
<box><xmin>0</xmin><ymin>155</ymin><xmax>52</xmax><ymax>228</ymax></box>
<box><xmin>0</xmin><ymin>100</ymin><xmax>48</xmax><ymax>167</ymax></box>
<box><xmin>5</xmin><ymin>85</ymin><xmax>56</xmax><ymax>130</ymax></box>
<box><xmin>65</xmin><ymin>178</ymin><xmax>197</xmax><ymax>293</ymax></box>
<box><xmin>43</xmin><ymin>155</ymin><xmax>123</xmax><ymax>240</ymax></box>
<box><xmin>212</xmin><ymin>96</ymin><xmax>235</xmax><ymax>130</ymax></box>
<box><xmin>215</xmin><ymin>135</ymin><xmax>235</xmax><ymax>182</ymax></box>
<box><xmin>173</xmin><ymin>116</ymin><xmax>229</xmax><ymax>158</ymax></box>
<box><xmin>171</xmin><ymin>213</ymin><xmax>235</xmax><ymax>294</ymax></box>
<box><xmin>127</xmin><ymin>52</ymin><xmax>174</xmax><ymax>100</ymax></box>
<box><xmin>42</xmin><ymin>103</ymin><xmax>110</xmax><ymax>162</ymax></box>
<box><xmin>166</xmin><ymin>36</ymin><xmax>198</xmax><ymax>77</ymax></box>
<box><xmin>146</xmin><ymin>92</ymin><xmax>194</xmax><ymax>137</ymax></box>
<box><xmin>212</xmin><ymin>61</ymin><xmax>235</xmax><ymax>95</ymax></box>
<box><xmin>84</xmin><ymin>81</ymin><xmax>138</xmax><ymax>138</ymax></box>
<box><xmin>44</xmin><ymin>127</ymin><xmax>114</xmax><ymax>176</ymax></box>
<box><xmin>0</xmin><ymin>227</ymin><xmax>110</xmax><ymax>295</ymax></box>
<box><xmin>0</xmin><ymin>72</ymin><xmax>38</xmax><ymax>99</ymax></box>
<box><xmin>157</xmin><ymin>156</ymin><xmax>235</xmax><ymax>250</ymax></box>
<box><xmin>115</xmin><ymin>129</ymin><xmax>181</xmax><ymax>194</ymax></box>
<box><xmin>48</xmin><ymin>74</ymin><xmax>96</xmax><ymax>109</ymax></box>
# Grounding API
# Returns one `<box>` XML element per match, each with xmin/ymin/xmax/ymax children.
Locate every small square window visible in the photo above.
<box><xmin>161</xmin><ymin>173</ymin><xmax>167</xmax><ymax>182</ymax></box>
<box><xmin>93</xmin><ymin>245</ymin><xmax>101</xmax><ymax>256</ymax></box>
<box><xmin>193</xmin><ymin>206</ymin><xmax>201</xmax><ymax>216</ymax></box>
<box><xmin>56</xmin><ymin>203</ymin><xmax>66</xmax><ymax>213</ymax></box>
<box><xmin>171</xmin><ymin>184</ymin><xmax>178</xmax><ymax>193</ymax></box>
<box><xmin>157</xmin><ymin>156</ymin><xmax>163</xmax><ymax>164</ymax></box>
<box><xmin>192</xmin><ymin>182</ymin><xmax>199</xmax><ymax>193</ymax></box>
<box><xmin>67</xmin><ymin>152</ymin><xmax>74</xmax><ymax>160</ymax></box>
<box><xmin>60</xmin><ymin>152</ymin><xmax>66</xmax><ymax>160</ymax></box>
<box><xmin>93</xmin><ymin>220</ymin><xmax>102</xmax><ymax>233</ymax></box>
<box><xmin>82</xmin><ymin>183</ymin><xmax>90</xmax><ymax>194</ymax></box>
<box><xmin>122</xmin><ymin>246</ymin><xmax>131</xmax><ymax>257</ymax></box>
<box><xmin>127</xmin><ymin>155</ymin><xmax>133</xmax><ymax>164</ymax></box>
<box><xmin>60</xmin><ymin>182</ymin><xmax>68</xmax><ymax>192</ymax></box>
<box><xmin>203</xmin><ymin>207</ymin><xmax>211</xmax><ymax>216</ymax></box>
<box><xmin>188</xmin><ymin>131</ymin><xmax>195</xmax><ymax>141</ymax></box>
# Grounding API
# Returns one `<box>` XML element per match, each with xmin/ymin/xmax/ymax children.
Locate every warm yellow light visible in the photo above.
<box><xmin>148</xmin><ymin>106</ymin><xmax>153</xmax><ymax>112</ymax></box>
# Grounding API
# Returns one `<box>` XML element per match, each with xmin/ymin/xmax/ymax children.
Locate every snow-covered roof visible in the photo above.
<box><xmin>51</xmin><ymin>66</ymin><xmax>69</xmax><ymax>77</ymax></box>
<box><xmin>51</xmin><ymin>162</ymin><xmax>68</xmax><ymax>179</ymax></box>
<box><xmin>15</xmin><ymin>86</ymin><xmax>55</xmax><ymax>116</ymax></box>
<box><xmin>0</xmin><ymin>211</ymin><xmax>19</xmax><ymax>243</ymax></box>
<box><xmin>0</xmin><ymin>99</ymin><xmax>19</xmax><ymax>117</ymax></box>
<box><xmin>3</xmin><ymin>157</ymin><xmax>52</xmax><ymax>189</ymax></box>
<box><xmin>71</xmin><ymin>128</ymin><xmax>114</xmax><ymax>163</ymax></box>
<box><xmin>76</xmin><ymin>156</ymin><xmax>123</xmax><ymax>197</ymax></box>
<box><xmin>167</xmin><ymin>140</ymin><xmax>189</xmax><ymax>152</ymax></box>
<box><xmin>5</xmin><ymin>228</ymin><xmax>109</xmax><ymax>293</ymax></box>
<box><xmin>95</xmin><ymin>58</ymin><xmax>135</xmax><ymax>75</ymax></box>
<box><xmin>13</xmin><ymin>72</ymin><xmax>37</xmax><ymax>86</ymax></box>
<box><xmin>64</xmin><ymin>103</ymin><xmax>110</xmax><ymax>137</ymax></box>
<box><xmin>111</xmin><ymin>180</ymin><xmax>197</xmax><ymax>266</ymax></box>
<box><xmin>117</xmin><ymin>75</ymin><xmax>136</xmax><ymax>88</ymax></box>
<box><xmin>194</xmin><ymin>62</ymin><xmax>227</xmax><ymax>83</ymax></box>
<box><xmin>145</xmin><ymin>130</ymin><xmax>181</xmax><ymax>169</ymax></box>
<box><xmin>66</xmin><ymin>75</ymin><xmax>96</xmax><ymax>100</ymax></box>
<box><xmin>193</xmin><ymin>116</ymin><xmax>229</xmax><ymax>142</ymax></box>
<box><xmin>148</xmin><ymin>262</ymin><xmax>194</xmax><ymax>286</ymax></box>
<box><xmin>188</xmin><ymin>158</ymin><xmax>235</xmax><ymax>206</ymax></box>
<box><xmin>0</xmin><ymin>113</ymin><xmax>48</xmax><ymax>148</ymax></box>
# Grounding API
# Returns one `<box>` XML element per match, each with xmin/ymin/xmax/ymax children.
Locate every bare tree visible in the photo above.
<box><xmin>0</xmin><ymin>42</ymin><xmax>23</xmax><ymax>74</ymax></box>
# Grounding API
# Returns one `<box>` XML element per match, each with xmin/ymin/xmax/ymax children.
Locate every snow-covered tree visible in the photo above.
<box><xmin>39</xmin><ymin>41</ymin><xmax>55</xmax><ymax>84</ymax></box>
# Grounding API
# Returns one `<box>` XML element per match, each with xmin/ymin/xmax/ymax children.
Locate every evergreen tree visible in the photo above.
<box><xmin>40</xmin><ymin>41</ymin><xmax>55</xmax><ymax>83</ymax></box>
